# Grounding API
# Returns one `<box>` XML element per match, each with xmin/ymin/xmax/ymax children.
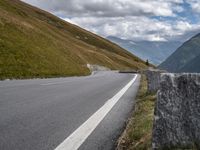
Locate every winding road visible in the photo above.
<box><xmin>0</xmin><ymin>71</ymin><xmax>140</xmax><ymax>150</ymax></box>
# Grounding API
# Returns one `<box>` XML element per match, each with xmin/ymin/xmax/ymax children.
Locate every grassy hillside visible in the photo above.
<box><xmin>0</xmin><ymin>0</ymin><xmax>147</xmax><ymax>79</ymax></box>
<box><xmin>159</xmin><ymin>33</ymin><xmax>200</xmax><ymax>72</ymax></box>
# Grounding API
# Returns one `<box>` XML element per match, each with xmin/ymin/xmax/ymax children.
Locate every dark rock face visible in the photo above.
<box><xmin>144</xmin><ymin>69</ymin><xmax>165</xmax><ymax>93</ymax></box>
<box><xmin>152</xmin><ymin>73</ymin><xmax>200</xmax><ymax>149</ymax></box>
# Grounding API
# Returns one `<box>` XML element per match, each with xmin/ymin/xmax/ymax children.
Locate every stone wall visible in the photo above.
<box><xmin>152</xmin><ymin>73</ymin><xmax>200</xmax><ymax>149</ymax></box>
<box><xmin>144</xmin><ymin>69</ymin><xmax>165</xmax><ymax>93</ymax></box>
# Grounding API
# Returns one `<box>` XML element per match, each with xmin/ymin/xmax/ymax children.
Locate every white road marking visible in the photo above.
<box><xmin>40</xmin><ymin>81</ymin><xmax>72</xmax><ymax>86</ymax></box>
<box><xmin>55</xmin><ymin>74</ymin><xmax>138</xmax><ymax>150</ymax></box>
<box><xmin>40</xmin><ymin>82</ymin><xmax>62</xmax><ymax>86</ymax></box>
<box><xmin>0</xmin><ymin>81</ymin><xmax>70</xmax><ymax>87</ymax></box>
<box><xmin>0</xmin><ymin>84</ymin><xmax>27</xmax><ymax>88</ymax></box>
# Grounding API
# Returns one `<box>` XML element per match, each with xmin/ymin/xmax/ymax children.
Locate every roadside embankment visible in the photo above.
<box><xmin>117</xmin><ymin>75</ymin><xmax>156</xmax><ymax>150</ymax></box>
<box><xmin>117</xmin><ymin>70</ymin><xmax>200</xmax><ymax>150</ymax></box>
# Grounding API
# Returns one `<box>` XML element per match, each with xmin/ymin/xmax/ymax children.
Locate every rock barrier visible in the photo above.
<box><xmin>152</xmin><ymin>73</ymin><xmax>200</xmax><ymax>149</ymax></box>
<box><xmin>144</xmin><ymin>69</ymin><xmax>165</xmax><ymax>93</ymax></box>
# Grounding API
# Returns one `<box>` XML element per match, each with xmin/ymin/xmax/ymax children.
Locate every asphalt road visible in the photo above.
<box><xmin>0</xmin><ymin>71</ymin><xmax>140</xmax><ymax>150</ymax></box>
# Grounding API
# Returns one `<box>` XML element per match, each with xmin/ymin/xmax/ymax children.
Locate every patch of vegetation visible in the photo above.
<box><xmin>117</xmin><ymin>75</ymin><xmax>156</xmax><ymax>150</ymax></box>
<box><xmin>0</xmin><ymin>0</ymin><xmax>148</xmax><ymax>79</ymax></box>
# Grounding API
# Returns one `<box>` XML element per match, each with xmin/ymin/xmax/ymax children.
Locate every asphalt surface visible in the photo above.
<box><xmin>0</xmin><ymin>71</ymin><xmax>140</xmax><ymax>150</ymax></box>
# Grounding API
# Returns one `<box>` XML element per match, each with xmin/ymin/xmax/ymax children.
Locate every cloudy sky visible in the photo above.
<box><xmin>22</xmin><ymin>0</ymin><xmax>200</xmax><ymax>42</ymax></box>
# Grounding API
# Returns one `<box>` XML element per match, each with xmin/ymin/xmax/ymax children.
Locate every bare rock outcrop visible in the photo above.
<box><xmin>87</xmin><ymin>64</ymin><xmax>110</xmax><ymax>72</ymax></box>
<box><xmin>152</xmin><ymin>73</ymin><xmax>200</xmax><ymax>149</ymax></box>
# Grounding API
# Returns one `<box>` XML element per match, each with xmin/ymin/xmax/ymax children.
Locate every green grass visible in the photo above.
<box><xmin>0</xmin><ymin>0</ymin><xmax>148</xmax><ymax>79</ymax></box>
<box><xmin>117</xmin><ymin>75</ymin><xmax>156</xmax><ymax>150</ymax></box>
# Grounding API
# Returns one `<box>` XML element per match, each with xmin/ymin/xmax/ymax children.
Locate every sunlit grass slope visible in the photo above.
<box><xmin>0</xmin><ymin>0</ymin><xmax>147</xmax><ymax>79</ymax></box>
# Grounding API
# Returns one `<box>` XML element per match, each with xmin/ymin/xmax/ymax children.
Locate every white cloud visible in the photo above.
<box><xmin>186</xmin><ymin>0</ymin><xmax>200</xmax><ymax>13</ymax></box>
<box><xmin>64</xmin><ymin>16</ymin><xmax>200</xmax><ymax>42</ymax></box>
<box><xmin>22</xmin><ymin>0</ymin><xmax>182</xmax><ymax>17</ymax></box>
<box><xmin>22</xmin><ymin>0</ymin><xmax>200</xmax><ymax>42</ymax></box>
<box><xmin>176</xmin><ymin>21</ymin><xmax>192</xmax><ymax>31</ymax></box>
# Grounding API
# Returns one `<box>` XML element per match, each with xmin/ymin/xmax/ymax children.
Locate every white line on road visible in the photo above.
<box><xmin>40</xmin><ymin>82</ymin><xmax>63</xmax><ymax>86</ymax></box>
<box><xmin>40</xmin><ymin>81</ymin><xmax>72</xmax><ymax>86</ymax></box>
<box><xmin>55</xmin><ymin>74</ymin><xmax>138</xmax><ymax>150</ymax></box>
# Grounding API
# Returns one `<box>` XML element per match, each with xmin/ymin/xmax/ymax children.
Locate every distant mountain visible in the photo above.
<box><xmin>179</xmin><ymin>54</ymin><xmax>200</xmax><ymax>72</ymax></box>
<box><xmin>107</xmin><ymin>36</ymin><xmax>182</xmax><ymax>65</ymax></box>
<box><xmin>159</xmin><ymin>33</ymin><xmax>200</xmax><ymax>73</ymax></box>
<box><xmin>0</xmin><ymin>0</ymin><xmax>147</xmax><ymax>79</ymax></box>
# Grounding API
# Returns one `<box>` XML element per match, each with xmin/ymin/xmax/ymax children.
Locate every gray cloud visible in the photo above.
<box><xmin>23</xmin><ymin>0</ymin><xmax>177</xmax><ymax>17</ymax></box>
<box><xmin>22</xmin><ymin>0</ymin><xmax>200</xmax><ymax>42</ymax></box>
<box><xmin>65</xmin><ymin>16</ymin><xmax>200</xmax><ymax>42</ymax></box>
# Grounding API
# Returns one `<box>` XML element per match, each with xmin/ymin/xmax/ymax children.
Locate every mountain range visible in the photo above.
<box><xmin>107</xmin><ymin>36</ymin><xmax>182</xmax><ymax>65</ymax></box>
<box><xmin>160</xmin><ymin>33</ymin><xmax>200</xmax><ymax>73</ymax></box>
<box><xmin>0</xmin><ymin>0</ymin><xmax>147</xmax><ymax>79</ymax></box>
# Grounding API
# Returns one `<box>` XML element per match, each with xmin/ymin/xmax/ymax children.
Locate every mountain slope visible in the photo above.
<box><xmin>179</xmin><ymin>54</ymin><xmax>200</xmax><ymax>72</ymax></box>
<box><xmin>159</xmin><ymin>33</ymin><xmax>200</xmax><ymax>72</ymax></box>
<box><xmin>0</xmin><ymin>0</ymin><xmax>147</xmax><ymax>79</ymax></box>
<box><xmin>107</xmin><ymin>36</ymin><xmax>182</xmax><ymax>65</ymax></box>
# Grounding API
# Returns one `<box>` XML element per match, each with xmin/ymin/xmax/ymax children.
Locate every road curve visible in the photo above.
<box><xmin>0</xmin><ymin>71</ymin><xmax>140</xmax><ymax>150</ymax></box>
